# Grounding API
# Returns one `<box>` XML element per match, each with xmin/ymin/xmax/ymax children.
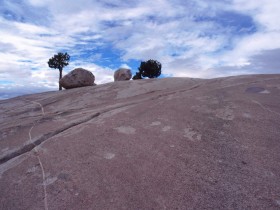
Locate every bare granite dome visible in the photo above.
<box><xmin>1</xmin><ymin>74</ymin><xmax>280</xmax><ymax>209</ymax></box>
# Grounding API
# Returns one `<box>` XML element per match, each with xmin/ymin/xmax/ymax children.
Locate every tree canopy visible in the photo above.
<box><xmin>133</xmin><ymin>59</ymin><xmax>162</xmax><ymax>80</ymax></box>
<box><xmin>48</xmin><ymin>52</ymin><xmax>70</xmax><ymax>71</ymax></box>
<box><xmin>132</xmin><ymin>72</ymin><xmax>142</xmax><ymax>80</ymax></box>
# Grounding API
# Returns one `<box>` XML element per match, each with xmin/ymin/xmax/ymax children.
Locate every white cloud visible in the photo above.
<box><xmin>120</xmin><ymin>64</ymin><xmax>131</xmax><ymax>69</ymax></box>
<box><xmin>231</xmin><ymin>0</ymin><xmax>280</xmax><ymax>30</ymax></box>
<box><xmin>210</xmin><ymin>0</ymin><xmax>280</xmax><ymax>74</ymax></box>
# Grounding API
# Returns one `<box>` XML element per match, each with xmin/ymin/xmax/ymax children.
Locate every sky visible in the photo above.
<box><xmin>0</xmin><ymin>0</ymin><xmax>280</xmax><ymax>99</ymax></box>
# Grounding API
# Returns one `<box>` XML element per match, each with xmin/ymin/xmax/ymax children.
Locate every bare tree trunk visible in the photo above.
<box><xmin>59</xmin><ymin>69</ymin><xmax>62</xmax><ymax>91</ymax></box>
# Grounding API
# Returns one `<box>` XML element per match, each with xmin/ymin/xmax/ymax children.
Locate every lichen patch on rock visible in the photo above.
<box><xmin>114</xmin><ymin>126</ymin><xmax>136</xmax><ymax>135</ymax></box>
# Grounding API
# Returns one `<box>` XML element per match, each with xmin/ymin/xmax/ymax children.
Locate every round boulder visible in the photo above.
<box><xmin>114</xmin><ymin>68</ymin><xmax>132</xmax><ymax>81</ymax></box>
<box><xmin>59</xmin><ymin>68</ymin><xmax>95</xmax><ymax>89</ymax></box>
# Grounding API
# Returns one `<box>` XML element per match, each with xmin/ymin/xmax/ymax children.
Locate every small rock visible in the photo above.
<box><xmin>60</xmin><ymin>68</ymin><xmax>95</xmax><ymax>89</ymax></box>
<box><xmin>114</xmin><ymin>68</ymin><xmax>132</xmax><ymax>81</ymax></box>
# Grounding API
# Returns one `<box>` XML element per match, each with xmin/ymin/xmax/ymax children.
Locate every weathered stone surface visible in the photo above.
<box><xmin>1</xmin><ymin>74</ymin><xmax>280</xmax><ymax>210</ymax></box>
<box><xmin>114</xmin><ymin>68</ymin><xmax>132</xmax><ymax>81</ymax></box>
<box><xmin>59</xmin><ymin>68</ymin><xmax>95</xmax><ymax>89</ymax></box>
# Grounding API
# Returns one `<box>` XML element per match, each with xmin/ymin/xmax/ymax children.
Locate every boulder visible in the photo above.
<box><xmin>114</xmin><ymin>68</ymin><xmax>132</xmax><ymax>81</ymax></box>
<box><xmin>59</xmin><ymin>68</ymin><xmax>95</xmax><ymax>89</ymax></box>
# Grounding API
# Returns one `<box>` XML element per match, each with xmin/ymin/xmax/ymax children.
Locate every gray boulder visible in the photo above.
<box><xmin>114</xmin><ymin>68</ymin><xmax>132</xmax><ymax>81</ymax></box>
<box><xmin>59</xmin><ymin>68</ymin><xmax>95</xmax><ymax>89</ymax></box>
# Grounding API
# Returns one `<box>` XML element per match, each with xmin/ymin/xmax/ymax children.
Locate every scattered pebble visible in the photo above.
<box><xmin>104</xmin><ymin>153</ymin><xmax>115</xmax><ymax>160</ymax></box>
<box><xmin>114</xmin><ymin>126</ymin><xmax>136</xmax><ymax>135</ymax></box>
<box><xmin>151</xmin><ymin>121</ymin><xmax>161</xmax><ymax>126</ymax></box>
<box><xmin>162</xmin><ymin>126</ymin><xmax>171</xmax><ymax>132</ymax></box>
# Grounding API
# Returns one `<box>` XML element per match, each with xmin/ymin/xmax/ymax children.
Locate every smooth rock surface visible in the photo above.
<box><xmin>1</xmin><ymin>74</ymin><xmax>280</xmax><ymax>210</ymax></box>
<box><xmin>59</xmin><ymin>68</ymin><xmax>95</xmax><ymax>89</ymax></box>
<box><xmin>114</xmin><ymin>68</ymin><xmax>132</xmax><ymax>81</ymax></box>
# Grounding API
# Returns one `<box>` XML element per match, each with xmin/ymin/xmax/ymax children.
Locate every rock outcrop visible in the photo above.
<box><xmin>114</xmin><ymin>68</ymin><xmax>132</xmax><ymax>81</ymax></box>
<box><xmin>59</xmin><ymin>68</ymin><xmax>95</xmax><ymax>89</ymax></box>
<box><xmin>1</xmin><ymin>74</ymin><xmax>280</xmax><ymax>209</ymax></box>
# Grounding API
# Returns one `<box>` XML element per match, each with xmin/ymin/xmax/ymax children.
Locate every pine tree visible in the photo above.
<box><xmin>48</xmin><ymin>52</ymin><xmax>70</xmax><ymax>90</ymax></box>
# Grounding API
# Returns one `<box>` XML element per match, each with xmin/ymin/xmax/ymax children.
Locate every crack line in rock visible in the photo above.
<box><xmin>28</xmin><ymin>100</ymin><xmax>45</xmax><ymax>114</ymax></box>
<box><xmin>0</xmin><ymin>89</ymin><xmax>188</xmax><ymax>166</ymax></box>
<box><xmin>27</xmin><ymin>100</ymin><xmax>48</xmax><ymax>210</ymax></box>
<box><xmin>252</xmin><ymin>100</ymin><xmax>280</xmax><ymax>117</ymax></box>
<box><xmin>29</xmin><ymin>125</ymin><xmax>49</xmax><ymax>210</ymax></box>
<box><xmin>0</xmin><ymin>112</ymin><xmax>101</xmax><ymax>165</ymax></box>
<box><xmin>150</xmin><ymin>84</ymin><xmax>201</xmax><ymax>100</ymax></box>
<box><xmin>217</xmin><ymin>77</ymin><xmax>280</xmax><ymax>90</ymax></box>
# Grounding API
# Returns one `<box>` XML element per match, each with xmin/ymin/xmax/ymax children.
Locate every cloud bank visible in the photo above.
<box><xmin>0</xmin><ymin>0</ymin><xmax>279</xmax><ymax>99</ymax></box>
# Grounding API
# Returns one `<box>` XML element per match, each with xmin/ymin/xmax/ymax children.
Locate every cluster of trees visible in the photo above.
<box><xmin>48</xmin><ymin>52</ymin><xmax>162</xmax><ymax>90</ymax></box>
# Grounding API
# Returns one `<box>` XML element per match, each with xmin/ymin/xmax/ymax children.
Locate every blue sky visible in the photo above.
<box><xmin>0</xmin><ymin>0</ymin><xmax>280</xmax><ymax>99</ymax></box>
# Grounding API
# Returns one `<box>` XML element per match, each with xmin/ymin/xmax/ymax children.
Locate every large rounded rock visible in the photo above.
<box><xmin>114</xmin><ymin>68</ymin><xmax>132</xmax><ymax>81</ymax></box>
<box><xmin>59</xmin><ymin>68</ymin><xmax>95</xmax><ymax>89</ymax></box>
